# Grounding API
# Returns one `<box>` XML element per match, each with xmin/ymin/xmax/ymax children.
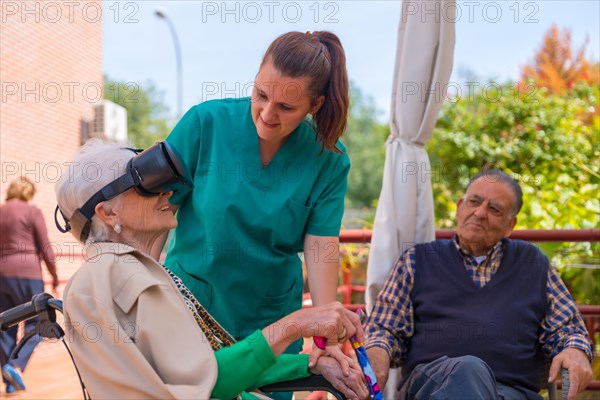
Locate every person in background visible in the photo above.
<box><xmin>0</xmin><ymin>177</ymin><xmax>59</xmax><ymax>394</ymax></box>
<box><xmin>55</xmin><ymin>140</ymin><xmax>369</xmax><ymax>400</ymax></box>
<box><xmin>159</xmin><ymin>30</ymin><xmax>353</xmax><ymax>375</ymax></box>
<box><xmin>365</xmin><ymin>169</ymin><xmax>593</xmax><ymax>400</ymax></box>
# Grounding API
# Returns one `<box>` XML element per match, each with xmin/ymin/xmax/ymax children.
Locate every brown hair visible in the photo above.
<box><xmin>261</xmin><ymin>31</ymin><xmax>349</xmax><ymax>153</ymax></box>
<box><xmin>6</xmin><ymin>176</ymin><xmax>36</xmax><ymax>201</ymax></box>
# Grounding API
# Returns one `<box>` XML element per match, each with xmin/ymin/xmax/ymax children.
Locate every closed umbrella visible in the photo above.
<box><xmin>366</xmin><ymin>3</ymin><xmax>455</xmax><ymax>394</ymax></box>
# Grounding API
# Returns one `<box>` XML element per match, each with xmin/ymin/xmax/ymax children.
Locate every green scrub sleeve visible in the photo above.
<box><xmin>166</xmin><ymin>106</ymin><xmax>201</xmax><ymax>205</ymax></box>
<box><xmin>211</xmin><ymin>330</ymin><xmax>309</xmax><ymax>399</ymax></box>
<box><xmin>305</xmin><ymin>153</ymin><xmax>350</xmax><ymax>237</ymax></box>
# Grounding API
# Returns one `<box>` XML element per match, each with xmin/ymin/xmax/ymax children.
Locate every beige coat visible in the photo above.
<box><xmin>63</xmin><ymin>242</ymin><xmax>217</xmax><ymax>399</ymax></box>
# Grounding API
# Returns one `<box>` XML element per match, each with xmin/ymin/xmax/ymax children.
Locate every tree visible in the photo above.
<box><xmin>521</xmin><ymin>25</ymin><xmax>599</xmax><ymax>94</ymax></box>
<box><xmin>343</xmin><ymin>83</ymin><xmax>389</xmax><ymax>209</ymax></box>
<box><xmin>104</xmin><ymin>77</ymin><xmax>173</xmax><ymax>148</ymax></box>
<box><xmin>427</xmin><ymin>81</ymin><xmax>599</xmax><ymax>303</ymax></box>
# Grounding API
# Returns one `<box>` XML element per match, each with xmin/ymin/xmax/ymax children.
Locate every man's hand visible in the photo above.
<box><xmin>548</xmin><ymin>348</ymin><xmax>593</xmax><ymax>400</ymax></box>
<box><xmin>366</xmin><ymin>346</ymin><xmax>391</xmax><ymax>390</ymax></box>
<box><xmin>310</xmin><ymin>355</ymin><xmax>370</xmax><ymax>400</ymax></box>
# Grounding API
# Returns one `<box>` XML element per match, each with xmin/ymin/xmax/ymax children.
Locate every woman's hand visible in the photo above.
<box><xmin>51</xmin><ymin>274</ymin><xmax>60</xmax><ymax>297</ymax></box>
<box><xmin>310</xmin><ymin>356</ymin><xmax>369</xmax><ymax>400</ymax></box>
<box><xmin>301</xmin><ymin>302</ymin><xmax>363</xmax><ymax>343</ymax></box>
<box><xmin>262</xmin><ymin>301</ymin><xmax>363</xmax><ymax>357</ymax></box>
<box><xmin>309</xmin><ymin>344</ymin><xmax>354</xmax><ymax>376</ymax></box>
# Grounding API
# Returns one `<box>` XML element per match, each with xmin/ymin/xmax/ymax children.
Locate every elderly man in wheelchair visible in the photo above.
<box><xmin>17</xmin><ymin>139</ymin><xmax>369</xmax><ymax>400</ymax></box>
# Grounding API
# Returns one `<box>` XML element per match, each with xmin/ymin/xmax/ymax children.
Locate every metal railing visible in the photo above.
<box><xmin>339</xmin><ymin>228</ymin><xmax>600</xmax><ymax>243</ymax></box>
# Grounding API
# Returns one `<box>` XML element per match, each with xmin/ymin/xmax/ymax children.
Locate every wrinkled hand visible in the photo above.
<box><xmin>310</xmin><ymin>355</ymin><xmax>370</xmax><ymax>400</ymax></box>
<box><xmin>309</xmin><ymin>344</ymin><xmax>355</xmax><ymax>377</ymax></box>
<box><xmin>548</xmin><ymin>348</ymin><xmax>593</xmax><ymax>400</ymax></box>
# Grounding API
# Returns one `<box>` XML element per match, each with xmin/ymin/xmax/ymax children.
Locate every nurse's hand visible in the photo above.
<box><xmin>262</xmin><ymin>301</ymin><xmax>363</xmax><ymax>357</ymax></box>
<box><xmin>304</xmin><ymin>302</ymin><xmax>364</xmax><ymax>343</ymax></box>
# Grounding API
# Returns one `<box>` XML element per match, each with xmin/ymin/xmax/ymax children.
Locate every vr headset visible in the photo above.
<box><xmin>55</xmin><ymin>141</ymin><xmax>193</xmax><ymax>242</ymax></box>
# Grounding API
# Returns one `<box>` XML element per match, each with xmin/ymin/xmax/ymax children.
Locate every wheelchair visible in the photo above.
<box><xmin>1</xmin><ymin>293</ymin><xmax>572</xmax><ymax>400</ymax></box>
<box><xmin>0</xmin><ymin>293</ymin><xmax>346</xmax><ymax>400</ymax></box>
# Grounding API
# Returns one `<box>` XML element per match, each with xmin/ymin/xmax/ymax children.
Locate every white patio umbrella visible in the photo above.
<box><xmin>366</xmin><ymin>1</ymin><xmax>455</xmax><ymax>395</ymax></box>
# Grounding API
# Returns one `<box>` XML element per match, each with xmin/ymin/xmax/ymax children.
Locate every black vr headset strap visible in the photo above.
<box><xmin>54</xmin><ymin>206</ymin><xmax>71</xmax><ymax>233</ymax></box>
<box><xmin>70</xmin><ymin>171</ymin><xmax>138</xmax><ymax>242</ymax></box>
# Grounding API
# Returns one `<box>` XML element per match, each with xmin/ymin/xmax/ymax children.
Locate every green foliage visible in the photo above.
<box><xmin>104</xmin><ymin>76</ymin><xmax>173</xmax><ymax>148</ymax></box>
<box><xmin>427</xmin><ymin>81</ymin><xmax>599</xmax><ymax>303</ymax></box>
<box><xmin>344</xmin><ymin>83</ymin><xmax>390</xmax><ymax>208</ymax></box>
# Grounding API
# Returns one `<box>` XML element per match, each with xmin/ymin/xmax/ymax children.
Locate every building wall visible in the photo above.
<box><xmin>1</xmin><ymin>0</ymin><xmax>103</xmax><ymax>285</ymax></box>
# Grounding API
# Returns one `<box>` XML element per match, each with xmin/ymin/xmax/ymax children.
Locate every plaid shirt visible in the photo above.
<box><xmin>365</xmin><ymin>237</ymin><xmax>593</xmax><ymax>368</ymax></box>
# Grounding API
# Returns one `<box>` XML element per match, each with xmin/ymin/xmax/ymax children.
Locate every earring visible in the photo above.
<box><xmin>114</xmin><ymin>224</ymin><xmax>121</xmax><ymax>234</ymax></box>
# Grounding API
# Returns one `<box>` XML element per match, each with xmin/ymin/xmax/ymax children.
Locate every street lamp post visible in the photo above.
<box><xmin>155</xmin><ymin>8</ymin><xmax>183</xmax><ymax>119</ymax></box>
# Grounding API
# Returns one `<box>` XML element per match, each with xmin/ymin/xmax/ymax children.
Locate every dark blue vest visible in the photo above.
<box><xmin>403</xmin><ymin>239</ymin><xmax>548</xmax><ymax>391</ymax></box>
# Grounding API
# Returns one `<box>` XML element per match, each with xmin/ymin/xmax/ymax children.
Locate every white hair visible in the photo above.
<box><xmin>55</xmin><ymin>139</ymin><xmax>135</xmax><ymax>244</ymax></box>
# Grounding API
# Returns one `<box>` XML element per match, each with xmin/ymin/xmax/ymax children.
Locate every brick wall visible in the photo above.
<box><xmin>1</xmin><ymin>0</ymin><xmax>103</xmax><ymax>288</ymax></box>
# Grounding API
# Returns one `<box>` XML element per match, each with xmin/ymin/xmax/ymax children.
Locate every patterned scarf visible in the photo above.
<box><xmin>163</xmin><ymin>267</ymin><xmax>236</xmax><ymax>351</ymax></box>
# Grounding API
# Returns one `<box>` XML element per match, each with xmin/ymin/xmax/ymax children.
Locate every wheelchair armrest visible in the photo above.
<box><xmin>259</xmin><ymin>374</ymin><xmax>346</xmax><ymax>400</ymax></box>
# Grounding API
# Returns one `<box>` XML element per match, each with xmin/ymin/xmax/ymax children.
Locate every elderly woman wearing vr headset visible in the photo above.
<box><xmin>158</xmin><ymin>31</ymin><xmax>352</xmax><ymax>378</ymax></box>
<box><xmin>54</xmin><ymin>139</ymin><xmax>368</xmax><ymax>400</ymax></box>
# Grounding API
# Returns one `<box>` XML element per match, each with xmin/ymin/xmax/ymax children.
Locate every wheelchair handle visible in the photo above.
<box><xmin>0</xmin><ymin>293</ymin><xmax>62</xmax><ymax>331</ymax></box>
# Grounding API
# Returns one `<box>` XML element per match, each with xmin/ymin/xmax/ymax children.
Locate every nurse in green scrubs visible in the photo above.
<box><xmin>160</xmin><ymin>31</ymin><xmax>351</xmax><ymax>368</ymax></box>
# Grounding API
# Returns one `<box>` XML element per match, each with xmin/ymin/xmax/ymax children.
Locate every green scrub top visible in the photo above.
<box><xmin>165</xmin><ymin>98</ymin><xmax>350</xmax><ymax>349</ymax></box>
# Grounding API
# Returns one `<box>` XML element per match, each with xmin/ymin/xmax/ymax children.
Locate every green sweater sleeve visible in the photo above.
<box><xmin>248</xmin><ymin>353</ymin><xmax>310</xmax><ymax>390</ymax></box>
<box><xmin>211</xmin><ymin>330</ymin><xmax>310</xmax><ymax>399</ymax></box>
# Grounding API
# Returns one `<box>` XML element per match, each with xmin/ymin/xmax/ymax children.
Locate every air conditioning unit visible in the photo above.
<box><xmin>92</xmin><ymin>100</ymin><xmax>128</xmax><ymax>143</ymax></box>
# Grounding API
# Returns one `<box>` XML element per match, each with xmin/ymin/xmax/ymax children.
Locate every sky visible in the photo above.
<box><xmin>103</xmin><ymin>1</ymin><xmax>600</xmax><ymax>122</ymax></box>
